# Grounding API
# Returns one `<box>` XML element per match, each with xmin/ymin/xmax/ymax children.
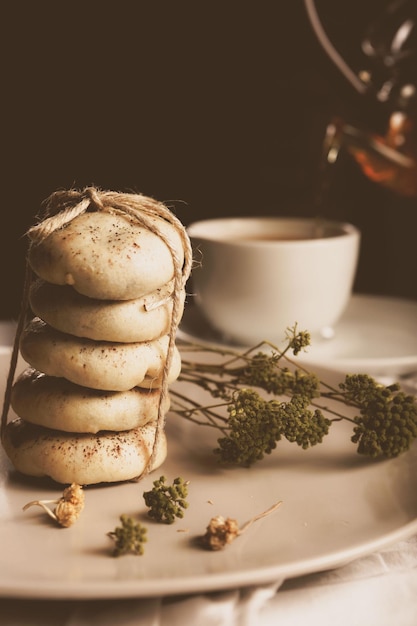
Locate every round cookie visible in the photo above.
<box><xmin>2</xmin><ymin>418</ymin><xmax>167</xmax><ymax>485</ymax></box>
<box><xmin>28</xmin><ymin>210</ymin><xmax>185</xmax><ymax>300</ymax></box>
<box><xmin>11</xmin><ymin>368</ymin><xmax>170</xmax><ymax>433</ymax></box>
<box><xmin>20</xmin><ymin>318</ymin><xmax>182</xmax><ymax>391</ymax></box>
<box><xmin>29</xmin><ymin>278</ymin><xmax>186</xmax><ymax>343</ymax></box>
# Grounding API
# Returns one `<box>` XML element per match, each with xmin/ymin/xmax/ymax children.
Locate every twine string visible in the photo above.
<box><xmin>0</xmin><ymin>264</ymin><xmax>34</xmax><ymax>442</ymax></box>
<box><xmin>1</xmin><ymin>187</ymin><xmax>192</xmax><ymax>477</ymax></box>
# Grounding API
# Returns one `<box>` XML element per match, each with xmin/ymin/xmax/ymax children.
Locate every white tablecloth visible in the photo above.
<box><xmin>1</xmin><ymin>535</ymin><xmax>417</xmax><ymax>626</ymax></box>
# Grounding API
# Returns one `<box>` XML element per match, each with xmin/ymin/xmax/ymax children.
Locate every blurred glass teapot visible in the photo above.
<box><xmin>305</xmin><ymin>0</ymin><xmax>417</xmax><ymax>197</ymax></box>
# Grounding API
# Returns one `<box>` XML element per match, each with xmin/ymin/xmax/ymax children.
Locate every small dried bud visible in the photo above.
<box><xmin>199</xmin><ymin>501</ymin><xmax>283</xmax><ymax>551</ymax></box>
<box><xmin>61</xmin><ymin>483</ymin><xmax>84</xmax><ymax>511</ymax></box>
<box><xmin>201</xmin><ymin>515</ymin><xmax>240</xmax><ymax>550</ymax></box>
<box><xmin>54</xmin><ymin>483</ymin><xmax>85</xmax><ymax>527</ymax></box>
<box><xmin>23</xmin><ymin>483</ymin><xmax>85</xmax><ymax>527</ymax></box>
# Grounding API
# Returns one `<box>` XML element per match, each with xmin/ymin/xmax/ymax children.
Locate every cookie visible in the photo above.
<box><xmin>2</xmin><ymin>418</ymin><xmax>167</xmax><ymax>485</ymax></box>
<box><xmin>28</xmin><ymin>210</ymin><xmax>186</xmax><ymax>300</ymax></box>
<box><xmin>29</xmin><ymin>278</ymin><xmax>186</xmax><ymax>343</ymax></box>
<box><xmin>11</xmin><ymin>368</ymin><xmax>170</xmax><ymax>433</ymax></box>
<box><xmin>20</xmin><ymin>318</ymin><xmax>182</xmax><ymax>391</ymax></box>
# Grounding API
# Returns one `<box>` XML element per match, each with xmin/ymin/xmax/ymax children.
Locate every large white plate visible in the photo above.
<box><xmin>179</xmin><ymin>293</ymin><xmax>417</xmax><ymax>377</ymax></box>
<box><xmin>1</xmin><ymin>334</ymin><xmax>417</xmax><ymax>600</ymax></box>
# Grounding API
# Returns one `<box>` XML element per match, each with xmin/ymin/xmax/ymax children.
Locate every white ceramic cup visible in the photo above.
<box><xmin>187</xmin><ymin>216</ymin><xmax>361</xmax><ymax>346</ymax></box>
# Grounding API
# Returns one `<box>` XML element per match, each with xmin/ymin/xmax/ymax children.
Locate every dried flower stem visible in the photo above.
<box><xmin>173</xmin><ymin>326</ymin><xmax>417</xmax><ymax>465</ymax></box>
<box><xmin>23</xmin><ymin>484</ymin><xmax>85</xmax><ymax>527</ymax></box>
<box><xmin>201</xmin><ymin>500</ymin><xmax>283</xmax><ymax>550</ymax></box>
<box><xmin>238</xmin><ymin>500</ymin><xmax>283</xmax><ymax>535</ymax></box>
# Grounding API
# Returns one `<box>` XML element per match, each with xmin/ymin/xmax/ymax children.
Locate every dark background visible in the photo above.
<box><xmin>2</xmin><ymin>0</ymin><xmax>416</xmax><ymax>320</ymax></box>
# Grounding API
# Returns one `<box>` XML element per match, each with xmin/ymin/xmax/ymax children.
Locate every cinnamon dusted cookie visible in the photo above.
<box><xmin>29</xmin><ymin>278</ymin><xmax>186</xmax><ymax>342</ymax></box>
<box><xmin>11</xmin><ymin>368</ymin><xmax>170</xmax><ymax>433</ymax></box>
<box><xmin>20</xmin><ymin>318</ymin><xmax>182</xmax><ymax>391</ymax></box>
<box><xmin>28</xmin><ymin>210</ymin><xmax>186</xmax><ymax>300</ymax></box>
<box><xmin>3</xmin><ymin>418</ymin><xmax>167</xmax><ymax>485</ymax></box>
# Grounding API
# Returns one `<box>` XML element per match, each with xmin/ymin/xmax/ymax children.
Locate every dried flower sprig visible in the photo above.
<box><xmin>108</xmin><ymin>514</ymin><xmax>148</xmax><ymax>556</ymax></box>
<box><xmin>143</xmin><ymin>476</ymin><xmax>189</xmax><ymax>524</ymax></box>
<box><xmin>23</xmin><ymin>483</ymin><xmax>85</xmax><ymax>527</ymax></box>
<box><xmin>200</xmin><ymin>500</ymin><xmax>283</xmax><ymax>550</ymax></box>
<box><xmin>172</xmin><ymin>325</ymin><xmax>417</xmax><ymax>466</ymax></box>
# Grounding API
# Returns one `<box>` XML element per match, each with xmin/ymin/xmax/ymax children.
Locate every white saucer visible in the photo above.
<box><xmin>179</xmin><ymin>293</ymin><xmax>417</xmax><ymax>377</ymax></box>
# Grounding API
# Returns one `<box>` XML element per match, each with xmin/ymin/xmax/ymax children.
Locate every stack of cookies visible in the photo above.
<box><xmin>2</xmin><ymin>189</ymin><xmax>191</xmax><ymax>485</ymax></box>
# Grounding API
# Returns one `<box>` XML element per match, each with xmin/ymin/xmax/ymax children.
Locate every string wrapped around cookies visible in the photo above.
<box><xmin>1</xmin><ymin>187</ymin><xmax>193</xmax><ymax>485</ymax></box>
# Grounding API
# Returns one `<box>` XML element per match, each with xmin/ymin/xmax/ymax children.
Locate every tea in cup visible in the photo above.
<box><xmin>187</xmin><ymin>216</ymin><xmax>361</xmax><ymax>346</ymax></box>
